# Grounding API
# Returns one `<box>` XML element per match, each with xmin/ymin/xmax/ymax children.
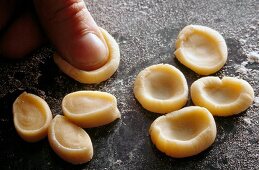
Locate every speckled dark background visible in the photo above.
<box><xmin>0</xmin><ymin>0</ymin><xmax>258</xmax><ymax>169</ymax></box>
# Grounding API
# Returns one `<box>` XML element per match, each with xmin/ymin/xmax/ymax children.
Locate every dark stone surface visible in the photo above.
<box><xmin>0</xmin><ymin>0</ymin><xmax>258</xmax><ymax>169</ymax></box>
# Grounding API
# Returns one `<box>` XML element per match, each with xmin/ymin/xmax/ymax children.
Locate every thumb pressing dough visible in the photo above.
<box><xmin>54</xmin><ymin>27</ymin><xmax>120</xmax><ymax>84</ymax></box>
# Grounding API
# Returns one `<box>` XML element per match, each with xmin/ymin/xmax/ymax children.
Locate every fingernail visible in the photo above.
<box><xmin>69</xmin><ymin>32</ymin><xmax>108</xmax><ymax>71</ymax></box>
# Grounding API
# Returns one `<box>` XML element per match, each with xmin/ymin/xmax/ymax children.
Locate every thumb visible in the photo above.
<box><xmin>33</xmin><ymin>0</ymin><xmax>108</xmax><ymax>71</ymax></box>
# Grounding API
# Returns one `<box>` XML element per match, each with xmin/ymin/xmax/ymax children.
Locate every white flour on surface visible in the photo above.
<box><xmin>247</xmin><ymin>51</ymin><xmax>259</xmax><ymax>63</ymax></box>
<box><xmin>254</xmin><ymin>97</ymin><xmax>259</xmax><ymax>107</ymax></box>
<box><xmin>227</xmin><ymin>19</ymin><xmax>259</xmax><ymax>109</ymax></box>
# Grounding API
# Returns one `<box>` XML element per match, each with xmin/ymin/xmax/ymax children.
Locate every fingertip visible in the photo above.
<box><xmin>64</xmin><ymin>32</ymin><xmax>108</xmax><ymax>71</ymax></box>
<box><xmin>34</xmin><ymin>0</ymin><xmax>109</xmax><ymax>70</ymax></box>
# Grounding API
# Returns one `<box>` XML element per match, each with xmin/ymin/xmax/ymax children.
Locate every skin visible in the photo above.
<box><xmin>0</xmin><ymin>0</ymin><xmax>109</xmax><ymax>71</ymax></box>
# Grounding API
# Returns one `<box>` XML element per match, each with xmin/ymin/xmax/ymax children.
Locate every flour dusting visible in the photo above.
<box><xmin>247</xmin><ymin>51</ymin><xmax>259</xmax><ymax>63</ymax></box>
<box><xmin>254</xmin><ymin>97</ymin><xmax>259</xmax><ymax>107</ymax></box>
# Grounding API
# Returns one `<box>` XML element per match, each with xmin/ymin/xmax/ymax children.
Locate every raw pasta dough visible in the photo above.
<box><xmin>62</xmin><ymin>91</ymin><xmax>121</xmax><ymax>128</ymax></box>
<box><xmin>191</xmin><ymin>76</ymin><xmax>254</xmax><ymax>116</ymax></box>
<box><xmin>175</xmin><ymin>25</ymin><xmax>227</xmax><ymax>75</ymax></box>
<box><xmin>13</xmin><ymin>92</ymin><xmax>52</xmax><ymax>142</ymax></box>
<box><xmin>149</xmin><ymin>106</ymin><xmax>216</xmax><ymax>158</ymax></box>
<box><xmin>134</xmin><ymin>64</ymin><xmax>188</xmax><ymax>113</ymax></box>
<box><xmin>48</xmin><ymin>115</ymin><xmax>93</xmax><ymax>164</ymax></box>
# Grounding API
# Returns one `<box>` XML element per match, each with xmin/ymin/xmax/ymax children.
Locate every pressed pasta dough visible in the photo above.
<box><xmin>174</xmin><ymin>25</ymin><xmax>227</xmax><ymax>75</ymax></box>
<box><xmin>134</xmin><ymin>64</ymin><xmax>188</xmax><ymax>114</ymax></box>
<box><xmin>10</xmin><ymin>22</ymin><xmax>254</xmax><ymax>164</ymax></box>
<box><xmin>149</xmin><ymin>106</ymin><xmax>217</xmax><ymax>158</ymax></box>
<box><xmin>191</xmin><ymin>76</ymin><xmax>254</xmax><ymax>116</ymax></box>
<box><xmin>13</xmin><ymin>92</ymin><xmax>53</xmax><ymax>142</ymax></box>
<box><xmin>62</xmin><ymin>91</ymin><xmax>121</xmax><ymax>128</ymax></box>
<box><xmin>48</xmin><ymin>115</ymin><xmax>93</xmax><ymax>164</ymax></box>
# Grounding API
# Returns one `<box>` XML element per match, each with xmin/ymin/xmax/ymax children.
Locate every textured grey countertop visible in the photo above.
<box><xmin>0</xmin><ymin>0</ymin><xmax>258</xmax><ymax>169</ymax></box>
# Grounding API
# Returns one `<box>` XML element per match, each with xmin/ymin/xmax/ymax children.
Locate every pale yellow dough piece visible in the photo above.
<box><xmin>174</xmin><ymin>25</ymin><xmax>227</xmax><ymax>75</ymax></box>
<box><xmin>149</xmin><ymin>106</ymin><xmax>217</xmax><ymax>158</ymax></box>
<box><xmin>134</xmin><ymin>64</ymin><xmax>188</xmax><ymax>114</ymax></box>
<box><xmin>62</xmin><ymin>91</ymin><xmax>121</xmax><ymax>128</ymax></box>
<box><xmin>191</xmin><ymin>76</ymin><xmax>254</xmax><ymax>116</ymax></box>
<box><xmin>48</xmin><ymin>115</ymin><xmax>93</xmax><ymax>164</ymax></box>
<box><xmin>54</xmin><ymin>27</ymin><xmax>120</xmax><ymax>84</ymax></box>
<box><xmin>13</xmin><ymin>92</ymin><xmax>52</xmax><ymax>142</ymax></box>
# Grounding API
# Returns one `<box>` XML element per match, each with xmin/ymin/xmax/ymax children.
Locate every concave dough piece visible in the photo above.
<box><xmin>48</xmin><ymin>115</ymin><xmax>93</xmax><ymax>164</ymax></box>
<box><xmin>13</xmin><ymin>92</ymin><xmax>52</xmax><ymax>142</ymax></box>
<box><xmin>54</xmin><ymin>27</ymin><xmax>120</xmax><ymax>84</ymax></box>
<box><xmin>134</xmin><ymin>64</ymin><xmax>188</xmax><ymax>114</ymax></box>
<box><xmin>149</xmin><ymin>106</ymin><xmax>217</xmax><ymax>158</ymax></box>
<box><xmin>62</xmin><ymin>91</ymin><xmax>121</xmax><ymax>128</ymax></box>
<box><xmin>174</xmin><ymin>25</ymin><xmax>227</xmax><ymax>75</ymax></box>
<box><xmin>191</xmin><ymin>76</ymin><xmax>254</xmax><ymax>116</ymax></box>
